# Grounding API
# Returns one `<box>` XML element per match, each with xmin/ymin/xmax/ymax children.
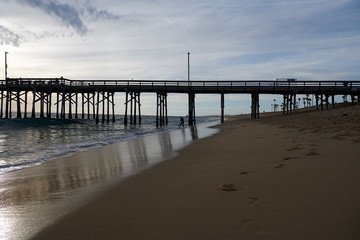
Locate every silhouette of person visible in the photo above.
<box><xmin>179</xmin><ymin>117</ymin><xmax>184</xmax><ymax>128</ymax></box>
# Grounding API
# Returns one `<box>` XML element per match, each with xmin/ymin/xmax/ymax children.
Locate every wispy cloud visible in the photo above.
<box><xmin>16</xmin><ymin>0</ymin><xmax>123</xmax><ymax>36</ymax></box>
<box><xmin>0</xmin><ymin>25</ymin><xmax>21</xmax><ymax>46</ymax></box>
<box><xmin>83</xmin><ymin>5</ymin><xmax>122</xmax><ymax>22</ymax></box>
<box><xmin>17</xmin><ymin>0</ymin><xmax>88</xmax><ymax>35</ymax></box>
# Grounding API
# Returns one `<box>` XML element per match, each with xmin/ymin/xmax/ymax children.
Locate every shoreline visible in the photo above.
<box><xmin>0</xmin><ymin>121</ymin><xmax>219</xmax><ymax>240</ymax></box>
<box><xmin>0</xmin><ymin>115</ymin><xmax>217</xmax><ymax>176</ymax></box>
<box><xmin>32</xmin><ymin>104</ymin><xmax>360</xmax><ymax>240</ymax></box>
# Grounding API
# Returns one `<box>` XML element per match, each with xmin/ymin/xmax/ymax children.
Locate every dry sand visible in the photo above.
<box><xmin>32</xmin><ymin>104</ymin><xmax>360</xmax><ymax>240</ymax></box>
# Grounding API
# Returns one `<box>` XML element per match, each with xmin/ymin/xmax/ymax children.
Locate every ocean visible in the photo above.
<box><xmin>0</xmin><ymin>115</ymin><xmax>218</xmax><ymax>175</ymax></box>
<box><xmin>0</xmin><ymin>115</ymin><xmax>220</xmax><ymax>240</ymax></box>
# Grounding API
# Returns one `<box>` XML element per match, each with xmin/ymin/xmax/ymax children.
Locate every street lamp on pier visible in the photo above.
<box><xmin>5</xmin><ymin>51</ymin><xmax>9</xmax><ymax>81</ymax></box>
<box><xmin>187</xmin><ymin>52</ymin><xmax>190</xmax><ymax>82</ymax></box>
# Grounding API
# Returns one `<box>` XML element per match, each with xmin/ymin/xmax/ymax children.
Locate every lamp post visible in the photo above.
<box><xmin>5</xmin><ymin>51</ymin><xmax>9</xmax><ymax>81</ymax></box>
<box><xmin>187</xmin><ymin>52</ymin><xmax>190</xmax><ymax>82</ymax></box>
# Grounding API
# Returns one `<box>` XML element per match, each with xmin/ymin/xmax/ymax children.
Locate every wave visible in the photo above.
<box><xmin>0</xmin><ymin>115</ymin><xmax>218</xmax><ymax>175</ymax></box>
<box><xmin>0</xmin><ymin>117</ymin><xmax>83</xmax><ymax>129</ymax></box>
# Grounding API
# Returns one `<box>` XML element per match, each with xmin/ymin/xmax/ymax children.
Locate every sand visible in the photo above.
<box><xmin>32</xmin><ymin>104</ymin><xmax>360</xmax><ymax>240</ymax></box>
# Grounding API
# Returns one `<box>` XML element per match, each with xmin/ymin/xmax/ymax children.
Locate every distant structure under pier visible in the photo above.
<box><xmin>0</xmin><ymin>78</ymin><xmax>359</xmax><ymax>125</ymax></box>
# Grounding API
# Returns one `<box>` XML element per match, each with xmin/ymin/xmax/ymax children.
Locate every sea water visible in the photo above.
<box><xmin>0</xmin><ymin>115</ymin><xmax>217</xmax><ymax>175</ymax></box>
<box><xmin>0</xmin><ymin>115</ymin><xmax>220</xmax><ymax>240</ymax></box>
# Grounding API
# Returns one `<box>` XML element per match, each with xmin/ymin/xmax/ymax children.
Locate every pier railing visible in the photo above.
<box><xmin>2</xmin><ymin>79</ymin><xmax>359</xmax><ymax>94</ymax></box>
<box><xmin>2</xmin><ymin>78</ymin><xmax>360</xmax><ymax>87</ymax></box>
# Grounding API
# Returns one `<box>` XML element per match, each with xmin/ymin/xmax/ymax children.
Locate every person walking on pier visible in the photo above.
<box><xmin>179</xmin><ymin>117</ymin><xmax>184</xmax><ymax>128</ymax></box>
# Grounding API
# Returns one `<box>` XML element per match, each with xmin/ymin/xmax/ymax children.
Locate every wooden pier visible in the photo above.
<box><xmin>0</xmin><ymin>78</ymin><xmax>359</xmax><ymax>125</ymax></box>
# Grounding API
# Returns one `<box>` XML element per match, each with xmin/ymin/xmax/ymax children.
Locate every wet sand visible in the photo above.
<box><xmin>32</xmin><ymin>104</ymin><xmax>360</xmax><ymax>240</ymax></box>
<box><xmin>0</xmin><ymin>123</ymin><xmax>217</xmax><ymax>240</ymax></box>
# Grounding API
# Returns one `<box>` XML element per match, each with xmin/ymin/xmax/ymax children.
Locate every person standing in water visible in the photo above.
<box><xmin>179</xmin><ymin>117</ymin><xmax>184</xmax><ymax>128</ymax></box>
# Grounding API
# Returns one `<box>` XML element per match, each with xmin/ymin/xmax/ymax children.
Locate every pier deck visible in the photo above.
<box><xmin>1</xmin><ymin>78</ymin><xmax>359</xmax><ymax>125</ymax></box>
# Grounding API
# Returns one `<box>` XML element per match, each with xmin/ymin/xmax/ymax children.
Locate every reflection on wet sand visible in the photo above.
<box><xmin>127</xmin><ymin>136</ymin><xmax>148</xmax><ymax>166</ymax></box>
<box><xmin>0</xmin><ymin>123</ymin><xmax>218</xmax><ymax>240</ymax></box>
<box><xmin>190</xmin><ymin>125</ymin><xmax>199</xmax><ymax>140</ymax></box>
<box><xmin>159</xmin><ymin>131</ymin><xmax>173</xmax><ymax>152</ymax></box>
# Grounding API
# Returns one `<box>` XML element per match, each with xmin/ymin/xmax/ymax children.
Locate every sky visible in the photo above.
<box><xmin>0</xmin><ymin>0</ymin><xmax>360</xmax><ymax>116</ymax></box>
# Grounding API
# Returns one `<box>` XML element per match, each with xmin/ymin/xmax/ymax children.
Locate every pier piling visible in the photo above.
<box><xmin>221</xmin><ymin>93</ymin><xmax>225</xmax><ymax>123</ymax></box>
<box><xmin>156</xmin><ymin>92</ymin><xmax>168</xmax><ymax>127</ymax></box>
<box><xmin>188</xmin><ymin>92</ymin><xmax>195</xmax><ymax>125</ymax></box>
<box><xmin>251</xmin><ymin>93</ymin><xmax>259</xmax><ymax>119</ymax></box>
<box><xmin>124</xmin><ymin>91</ymin><xmax>141</xmax><ymax>125</ymax></box>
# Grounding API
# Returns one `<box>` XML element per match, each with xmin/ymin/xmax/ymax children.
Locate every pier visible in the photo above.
<box><xmin>1</xmin><ymin>78</ymin><xmax>359</xmax><ymax>125</ymax></box>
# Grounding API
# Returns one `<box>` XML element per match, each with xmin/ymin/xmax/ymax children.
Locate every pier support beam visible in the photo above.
<box><xmin>251</xmin><ymin>93</ymin><xmax>259</xmax><ymax>119</ymax></box>
<box><xmin>40</xmin><ymin>91</ymin><xmax>45</xmax><ymax>118</ymax></box>
<box><xmin>282</xmin><ymin>94</ymin><xmax>297</xmax><ymax>115</ymax></box>
<box><xmin>24</xmin><ymin>91</ymin><xmax>28</xmax><ymax>118</ymax></box>
<box><xmin>68</xmin><ymin>91</ymin><xmax>72</xmax><ymax>119</ymax></box>
<box><xmin>107</xmin><ymin>92</ymin><xmax>110</xmax><ymax>123</ymax></box>
<box><xmin>124</xmin><ymin>91</ymin><xmax>141</xmax><ymax>125</ymax></box>
<box><xmin>102</xmin><ymin>91</ymin><xmax>105</xmax><ymax>123</ymax></box>
<box><xmin>287</xmin><ymin>94</ymin><xmax>290</xmax><ymax>114</ymax></box>
<box><xmin>61</xmin><ymin>90</ymin><xmax>66</xmax><ymax>118</ymax></box>
<box><xmin>75</xmin><ymin>93</ymin><xmax>78</xmax><ymax>119</ymax></box>
<box><xmin>282</xmin><ymin>94</ymin><xmax>286</xmax><ymax>114</ymax></box>
<box><xmin>46</xmin><ymin>92</ymin><xmax>52</xmax><ymax>118</ymax></box>
<box><xmin>104</xmin><ymin>92</ymin><xmax>116</xmax><ymax>123</ymax></box>
<box><xmin>32</xmin><ymin>90</ymin><xmax>36</xmax><ymax>118</ymax></box>
<box><xmin>93</xmin><ymin>91</ymin><xmax>115</xmax><ymax>124</ymax></box>
<box><xmin>82</xmin><ymin>93</ymin><xmax>85</xmax><ymax>119</ymax></box>
<box><xmin>16</xmin><ymin>90</ymin><xmax>21</xmax><ymax>118</ymax></box>
<box><xmin>87</xmin><ymin>93</ymin><xmax>91</xmax><ymax>119</ymax></box>
<box><xmin>188</xmin><ymin>92</ymin><xmax>196</xmax><ymax>125</ymax></box>
<box><xmin>82</xmin><ymin>92</ymin><xmax>95</xmax><ymax>119</ymax></box>
<box><xmin>156</xmin><ymin>92</ymin><xmax>168</xmax><ymax>127</ymax></box>
<box><xmin>93</xmin><ymin>92</ymin><xmax>96</xmax><ymax>119</ymax></box>
<box><xmin>325</xmin><ymin>94</ymin><xmax>329</xmax><ymax>110</ymax></box>
<box><xmin>221</xmin><ymin>93</ymin><xmax>225</xmax><ymax>123</ymax></box>
<box><xmin>320</xmin><ymin>94</ymin><xmax>324</xmax><ymax>110</ymax></box>
<box><xmin>0</xmin><ymin>90</ymin><xmax>3</xmax><ymax>118</ymax></box>
<box><xmin>112</xmin><ymin>92</ymin><xmax>115</xmax><ymax>123</ymax></box>
<box><xmin>96</xmin><ymin>91</ymin><xmax>100</xmax><ymax>124</ymax></box>
<box><xmin>56</xmin><ymin>92</ymin><xmax>60</xmax><ymax>118</ymax></box>
<box><xmin>5</xmin><ymin>90</ymin><xmax>10</xmax><ymax>119</ymax></box>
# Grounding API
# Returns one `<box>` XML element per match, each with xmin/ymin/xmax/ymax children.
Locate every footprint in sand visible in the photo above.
<box><xmin>274</xmin><ymin>163</ymin><xmax>285</xmax><ymax>169</ymax></box>
<box><xmin>240</xmin><ymin>219</ymin><xmax>264</xmax><ymax>233</ymax></box>
<box><xmin>240</xmin><ymin>219</ymin><xmax>254</xmax><ymax>229</ymax></box>
<box><xmin>248</xmin><ymin>197</ymin><xmax>259</xmax><ymax>206</ymax></box>
<box><xmin>306</xmin><ymin>151</ymin><xmax>320</xmax><ymax>157</ymax></box>
<box><xmin>282</xmin><ymin>157</ymin><xmax>299</xmax><ymax>161</ymax></box>
<box><xmin>286</xmin><ymin>146</ymin><xmax>304</xmax><ymax>152</ymax></box>
<box><xmin>220</xmin><ymin>184</ymin><xmax>237</xmax><ymax>192</ymax></box>
<box><xmin>306</xmin><ymin>148</ymin><xmax>320</xmax><ymax>157</ymax></box>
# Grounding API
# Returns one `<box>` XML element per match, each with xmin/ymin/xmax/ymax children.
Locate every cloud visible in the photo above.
<box><xmin>0</xmin><ymin>25</ymin><xmax>21</xmax><ymax>46</ymax></box>
<box><xmin>83</xmin><ymin>5</ymin><xmax>121</xmax><ymax>22</ymax></box>
<box><xmin>16</xmin><ymin>0</ymin><xmax>123</xmax><ymax>36</ymax></box>
<box><xmin>17</xmin><ymin>0</ymin><xmax>88</xmax><ymax>35</ymax></box>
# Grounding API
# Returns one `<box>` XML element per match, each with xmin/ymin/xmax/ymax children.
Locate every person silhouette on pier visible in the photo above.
<box><xmin>179</xmin><ymin>117</ymin><xmax>184</xmax><ymax>128</ymax></box>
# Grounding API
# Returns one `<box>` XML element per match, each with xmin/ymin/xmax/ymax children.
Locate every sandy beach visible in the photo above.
<box><xmin>28</xmin><ymin>104</ymin><xmax>360</xmax><ymax>239</ymax></box>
